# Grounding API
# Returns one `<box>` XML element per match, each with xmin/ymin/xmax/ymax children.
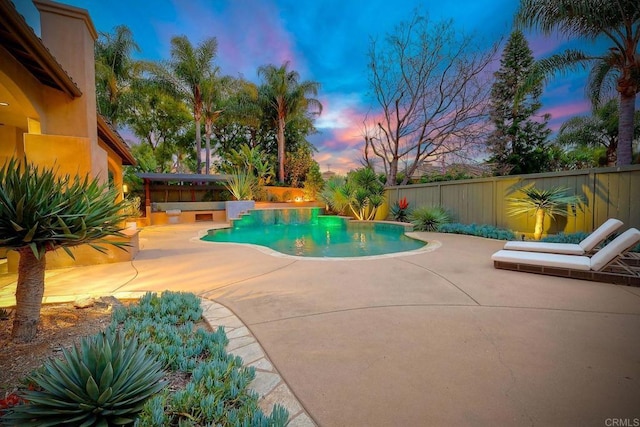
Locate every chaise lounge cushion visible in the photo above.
<box><xmin>589</xmin><ymin>228</ymin><xmax>640</xmax><ymax>271</ymax></box>
<box><xmin>493</xmin><ymin>228</ymin><xmax>640</xmax><ymax>272</ymax></box>
<box><xmin>503</xmin><ymin>218</ymin><xmax>623</xmax><ymax>255</ymax></box>
<box><xmin>491</xmin><ymin>250</ymin><xmax>591</xmax><ymax>270</ymax></box>
<box><xmin>502</xmin><ymin>241</ymin><xmax>584</xmax><ymax>255</ymax></box>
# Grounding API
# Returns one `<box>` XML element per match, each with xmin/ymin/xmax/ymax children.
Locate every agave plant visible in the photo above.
<box><xmin>0</xmin><ymin>158</ymin><xmax>129</xmax><ymax>342</ymax></box>
<box><xmin>409</xmin><ymin>206</ymin><xmax>451</xmax><ymax>231</ymax></box>
<box><xmin>507</xmin><ymin>185</ymin><xmax>583</xmax><ymax>240</ymax></box>
<box><xmin>3</xmin><ymin>330</ymin><xmax>165</xmax><ymax>426</ymax></box>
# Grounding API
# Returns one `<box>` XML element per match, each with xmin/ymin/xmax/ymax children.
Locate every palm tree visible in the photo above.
<box><xmin>0</xmin><ymin>159</ymin><xmax>128</xmax><ymax>342</ymax></box>
<box><xmin>515</xmin><ymin>0</ymin><xmax>640</xmax><ymax>165</ymax></box>
<box><xmin>556</xmin><ymin>99</ymin><xmax>640</xmax><ymax>166</ymax></box>
<box><xmin>147</xmin><ymin>36</ymin><xmax>218</xmax><ymax>173</ymax></box>
<box><xmin>257</xmin><ymin>62</ymin><xmax>322</xmax><ymax>183</ymax></box>
<box><xmin>508</xmin><ymin>185</ymin><xmax>583</xmax><ymax>240</ymax></box>
<box><xmin>95</xmin><ymin>25</ymin><xmax>140</xmax><ymax>127</ymax></box>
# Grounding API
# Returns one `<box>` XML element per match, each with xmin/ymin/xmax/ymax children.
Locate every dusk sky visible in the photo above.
<box><xmin>20</xmin><ymin>0</ymin><xmax>608</xmax><ymax>174</ymax></box>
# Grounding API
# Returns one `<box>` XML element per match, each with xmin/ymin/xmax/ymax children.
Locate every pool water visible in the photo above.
<box><xmin>202</xmin><ymin>221</ymin><xmax>426</xmax><ymax>257</ymax></box>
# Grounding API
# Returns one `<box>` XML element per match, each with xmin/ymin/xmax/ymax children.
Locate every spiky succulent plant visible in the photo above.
<box><xmin>3</xmin><ymin>330</ymin><xmax>165</xmax><ymax>426</ymax></box>
<box><xmin>409</xmin><ymin>206</ymin><xmax>451</xmax><ymax>231</ymax></box>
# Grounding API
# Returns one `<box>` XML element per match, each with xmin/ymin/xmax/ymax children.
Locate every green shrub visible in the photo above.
<box><xmin>409</xmin><ymin>206</ymin><xmax>450</xmax><ymax>231</ymax></box>
<box><xmin>114</xmin><ymin>291</ymin><xmax>289</xmax><ymax>426</ymax></box>
<box><xmin>540</xmin><ymin>232</ymin><xmax>589</xmax><ymax>244</ymax></box>
<box><xmin>4</xmin><ymin>330</ymin><xmax>165</xmax><ymax>426</ymax></box>
<box><xmin>439</xmin><ymin>223</ymin><xmax>516</xmax><ymax>240</ymax></box>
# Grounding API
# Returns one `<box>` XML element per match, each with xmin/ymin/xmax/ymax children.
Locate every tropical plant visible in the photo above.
<box><xmin>556</xmin><ymin>99</ymin><xmax>640</xmax><ymax>167</ymax></box>
<box><xmin>320</xmin><ymin>176</ymin><xmax>350</xmax><ymax>215</ymax></box>
<box><xmin>390</xmin><ymin>197</ymin><xmax>411</xmax><ymax>222</ymax></box>
<box><xmin>223</xmin><ymin>144</ymin><xmax>274</xmax><ymax>186</ymax></box>
<box><xmin>409</xmin><ymin>206</ymin><xmax>451</xmax><ymax>232</ymax></box>
<box><xmin>95</xmin><ymin>25</ymin><xmax>140</xmax><ymax>127</ymax></box>
<box><xmin>146</xmin><ymin>35</ymin><xmax>218</xmax><ymax>173</ymax></box>
<box><xmin>507</xmin><ymin>185</ymin><xmax>583</xmax><ymax>240</ymax></box>
<box><xmin>515</xmin><ymin>0</ymin><xmax>640</xmax><ymax>165</ymax></box>
<box><xmin>344</xmin><ymin>168</ymin><xmax>385</xmax><ymax>220</ymax></box>
<box><xmin>3</xmin><ymin>330</ymin><xmax>165</xmax><ymax>426</ymax></box>
<box><xmin>126</xmin><ymin>79</ymin><xmax>192</xmax><ymax>166</ymax></box>
<box><xmin>224</xmin><ymin>169</ymin><xmax>257</xmax><ymax>201</ymax></box>
<box><xmin>258</xmin><ymin>61</ymin><xmax>322</xmax><ymax>183</ymax></box>
<box><xmin>0</xmin><ymin>158</ymin><xmax>128</xmax><ymax>342</ymax></box>
<box><xmin>303</xmin><ymin>162</ymin><xmax>324</xmax><ymax>201</ymax></box>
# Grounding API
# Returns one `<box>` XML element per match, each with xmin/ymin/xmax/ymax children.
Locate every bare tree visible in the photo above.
<box><xmin>363</xmin><ymin>13</ymin><xmax>496</xmax><ymax>186</ymax></box>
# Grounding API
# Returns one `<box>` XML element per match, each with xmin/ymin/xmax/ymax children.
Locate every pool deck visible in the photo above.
<box><xmin>2</xmin><ymin>223</ymin><xmax>640</xmax><ymax>426</ymax></box>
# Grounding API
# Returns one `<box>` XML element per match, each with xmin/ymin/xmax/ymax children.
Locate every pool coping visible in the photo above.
<box><xmin>194</xmin><ymin>226</ymin><xmax>441</xmax><ymax>261</ymax></box>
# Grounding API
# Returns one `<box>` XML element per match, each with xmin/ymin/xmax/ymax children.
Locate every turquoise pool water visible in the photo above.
<box><xmin>202</xmin><ymin>210</ymin><xmax>426</xmax><ymax>257</ymax></box>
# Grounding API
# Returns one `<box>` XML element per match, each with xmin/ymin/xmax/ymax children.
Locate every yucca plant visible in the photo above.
<box><xmin>3</xmin><ymin>330</ymin><xmax>165</xmax><ymax>426</ymax></box>
<box><xmin>223</xmin><ymin>169</ymin><xmax>257</xmax><ymax>201</ymax></box>
<box><xmin>507</xmin><ymin>185</ymin><xmax>583</xmax><ymax>240</ymax></box>
<box><xmin>0</xmin><ymin>158</ymin><xmax>129</xmax><ymax>342</ymax></box>
<box><xmin>409</xmin><ymin>206</ymin><xmax>451</xmax><ymax>231</ymax></box>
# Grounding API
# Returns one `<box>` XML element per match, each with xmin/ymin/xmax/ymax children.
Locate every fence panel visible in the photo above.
<box><xmin>386</xmin><ymin>165</ymin><xmax>640</xmax><ymax>235</ymax></box>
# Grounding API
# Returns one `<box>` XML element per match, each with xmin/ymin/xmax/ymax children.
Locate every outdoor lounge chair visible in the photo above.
<box><xmin>503</xmin><ymin>218</ymin><xmax>623</xmax><ymax>255</ymax></box>
<box><xmin>492</xmin><ymin>228</ymin><xmax>640</xmax><ymax>287</ymax></box>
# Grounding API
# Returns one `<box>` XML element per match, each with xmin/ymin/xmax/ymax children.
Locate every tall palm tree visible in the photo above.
<box><xmin>95</xmin><ymin>25</ymin><xmax>140</xmax><ymax>127</ymax></box>
<box><xmin>556</xmin><ymin>98</ymin><xmax>640</xmax><ymax>166</ymax></box>
<box><xmin>515</xmin><ymin>0</ymin><xmax>639</xmax><ymax>165</ymax></box>
<box><xmin>257</xmin><ymin>62</ymin><xmax>322</xmax><ymax>183</ymax></box>
<box><xmin>0</xmin><ymin>159</ymin><xmax>128</xmax><ymax>342</ymax></box>
<box><xmin>147</xmin><ymin>36</ymin><xmax>218</xmax><ymax>173</ymax></box>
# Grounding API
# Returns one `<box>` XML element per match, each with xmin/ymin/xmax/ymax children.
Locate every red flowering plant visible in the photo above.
<box><xmin>390</xmin><ymin>196</ymin><xmax>411</xmax><ymax>222</ymax></box>
<box><xmin>0</xmin><ymin>393</ymin><xmax>26</xmax><ymax>416</ymax></box>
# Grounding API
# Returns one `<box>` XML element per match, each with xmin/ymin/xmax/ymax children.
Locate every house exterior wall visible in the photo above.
<box><xmin>0</xmin><ymin>0</ymin><xmax>137</xmax><ymax>270</ymax></box>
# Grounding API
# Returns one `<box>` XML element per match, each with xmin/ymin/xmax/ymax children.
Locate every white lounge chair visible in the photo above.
<box><xmin>503</xmin><ymin>218</ymin><xmax>623</xmax><ymax>255</ymax></box>
<box><xmin>492</xmin><ymin>228</ymin><xmax>640</xmax><ymax>286</ymax></box>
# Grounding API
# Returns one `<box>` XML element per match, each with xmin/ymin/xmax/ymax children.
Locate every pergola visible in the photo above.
<box><xmin>137</xmin><ymin>173</ymin><xmax>232</xmax><ymax>210</ymax></box>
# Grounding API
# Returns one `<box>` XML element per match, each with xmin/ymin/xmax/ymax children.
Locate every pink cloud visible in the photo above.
<box><xmin>526</xmin><ymin>31</ymin><xmax>570</xmax><ymax>58</ymax></box>
<box><xmin>541</xmin><ymin>100</ymin><xmax>591</xmax><ymax>122</ymax></box>
<box><xmin>168</xmin><ymin>0</ymin><xmax>301</xmax><ymax>78</ymax></box>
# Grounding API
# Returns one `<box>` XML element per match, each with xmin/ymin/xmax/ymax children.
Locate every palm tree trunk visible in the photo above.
<box><xmin>277</xmin><ymin>116</ymin><xmax>286</xmax><ymax>183</ymax></box>
<box><xmin>204</xmin><ymin>121</ymin><xmax>212</xmax><ymax>175</ymax></box>
<box><xmin>195</xmin><ymin>117</ymin><xmax>202</xmax><ymax>173</ymax></box>
<box><xmin>617</xmin><ymin>94</ymin><xmax>635</xmax><ymax>166</ymax></box>
<box><xmin>12</xmin><ymin>249</ymin><xmax>46</xmax><ymax>342</ymax></box>
<box><xmin>534</xmin><ymin>209</ymin><xmax>545</xmax><ymax>240</ymax></box>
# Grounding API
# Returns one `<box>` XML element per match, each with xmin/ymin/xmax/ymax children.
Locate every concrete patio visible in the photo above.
<box><xmin>1</xmin><ymin>223</ymin><xmax>639</xmax><ymax>426</ymax></box>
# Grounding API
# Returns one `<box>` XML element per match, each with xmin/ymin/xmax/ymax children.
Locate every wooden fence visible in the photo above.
<box><xmin>385</xmin><ymin>165</ymin><xmax>640</xmax><ymax>236</ymax></box>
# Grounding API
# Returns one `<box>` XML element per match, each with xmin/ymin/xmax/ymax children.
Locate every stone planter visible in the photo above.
<box><xmin>225</xmin><ymin>200</ymin><xmax>255</xmax><ymax>222</ymax></box>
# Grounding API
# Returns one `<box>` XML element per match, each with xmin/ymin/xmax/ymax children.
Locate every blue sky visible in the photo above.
<box><xmin>21</xmin><ymin>0</ymin><xmax>606</xmax><ymax>174</ymax></box>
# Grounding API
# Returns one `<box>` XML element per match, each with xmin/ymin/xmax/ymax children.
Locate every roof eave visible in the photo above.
<box><xmin>97</xmin><ymin>115</ymin><xmax>136</xmax><ymax>166</ymax></box>
<box><xmin>0</xmin><ymin>0</ymin><xmax>81</xmax><ymax>97</ymax></box>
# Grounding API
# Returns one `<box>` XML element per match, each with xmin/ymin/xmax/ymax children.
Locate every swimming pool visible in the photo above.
<box><xmin>201</xmin><ymin>208</ymin><xmax>427</xmax><ymax>258</ymax></box>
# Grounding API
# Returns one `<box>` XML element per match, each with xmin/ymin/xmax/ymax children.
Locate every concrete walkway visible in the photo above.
<box><xmin>1</xmin><ymin>223</ymin><xmax>640</xmax><ymax>426</ymax></box>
